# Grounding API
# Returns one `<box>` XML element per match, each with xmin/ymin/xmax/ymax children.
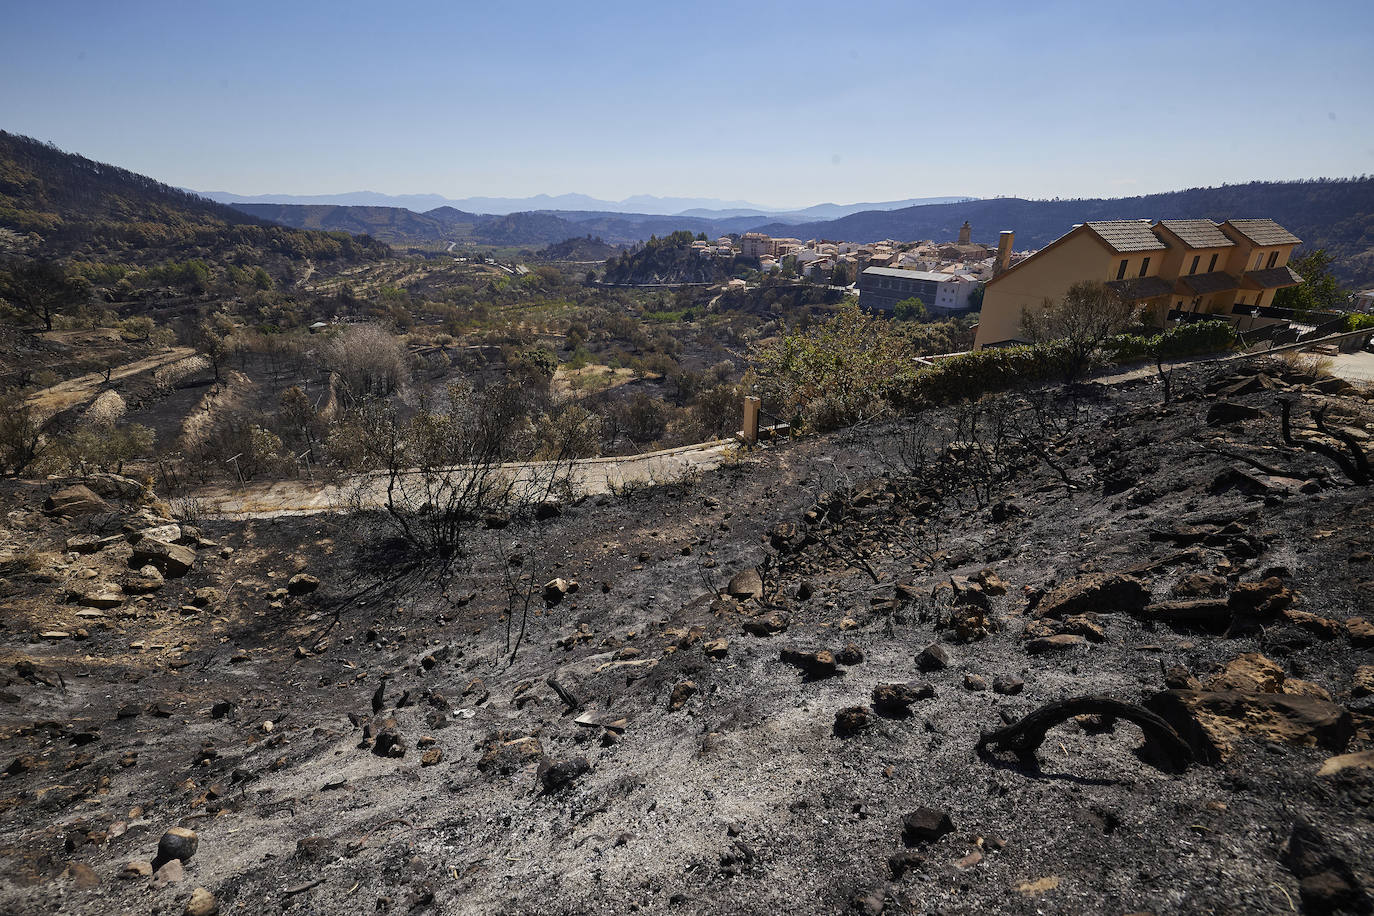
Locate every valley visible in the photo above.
<box><xmin>1</xmin><ymin>130</ymin><xmax>1373</xmax><ymax>916</ymax></box>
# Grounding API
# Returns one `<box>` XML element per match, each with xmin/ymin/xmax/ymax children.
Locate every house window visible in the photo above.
<box><xmin>1190</xmin><ymin>255</ymin><xmax>1200</xmax><ymax>275</ymax></box>
<box><xmin>1138</xmin><ymin>257</ymin><xmax>1150</xmax><ymax>277</ymax></box>
<box><xmin>1267</xmin><ymin>251</ymin><xmax>1278</xmax><ymax>268</ymax></box>
<box><xmin>1116</xmin><ymin>259</ymin><xmax>1128</xmax><ymax>280</ymax></box>
<box><xmin>1208</xmin><ymin>253</ymin><xmax>1218</xmax><ymax>271</ymax></box>
<box><xmin>1255</xmin><ymin>253</ymin><xmax>1264</xmax><ymax>269</ymax></box>
<box><xmin>1255</xmin><ymin>292</ymin><xmax>1265</xmax><ymax>307</ymax></box>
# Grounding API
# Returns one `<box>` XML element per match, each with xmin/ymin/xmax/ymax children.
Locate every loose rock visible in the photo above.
<box><xmin>916</xmin><ymin>643</ymin><xmax>950</xmax><ymax>672</ymax></box>
<box><xmin>669</xmin><ymin>680</ymin><xmax>697</xmax><ymax>710</ymax></box>
<box><xmin>537</xmin><ymin>756</ymin><xmax>590</xmax><ymax>792</ymax></box>
<box><xmin>992</xmin><ymin>676</ymin><xmax>1024</xmax><ymax>696</ymax></box>
<box><xmin>833</xmin><ymin>705</ymin><xmax>872</xmax><ymax>736</ymax></box>
<box><xmin>727</xmin><ymin>568</ymin><xmax>764</xmax><ymax>600</ymax></box>
<box><xmin>185</xmin><ymin>887</ymin><xmax>219</xmax><ymax>916</ymax></box>
<box><xmin>154</xmin><ymin>826</ymin><xmax>198</xmax><ymax>867</ymax></box>
<box><xmin>130</xmin><ymin>538</ymin><xmax>196</xmax><ymax>578</ymax></box>
<box><xmin>872</xmin><ymin>683</ymin><xmax>933</xmax><ymax>717</ymax></box>
<box><xmin>1025</xmin><ymin>634</ymin><xmax>1087</xmax><ymax>654</ymax></box>
<box><xmin>902</xmin><ymin>807</ymin><xmax>954</xmax><ymax>846</ymax></box>
<box><xmin>780</xmin><ymin>648</ymin><xmax>837</xmax><ymax>679</ymax></box>
<box><xmin>287</xmin><ymin>573</ymin><xmax>320</xmax><ymax>595</ymax></box>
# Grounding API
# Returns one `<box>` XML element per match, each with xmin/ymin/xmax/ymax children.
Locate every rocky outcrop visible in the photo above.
<box><xmin>43</xmin><ymin>485</ymin><xmax>110</xmax><ymax>517</ymax></box>
<box><xmin>129</xmin><ymin>538</ymin><xmax>195</xmax><ymax>577</ymax></box>
<box><xmin>1032</xmin><ymin>572</ymin><xmax>1149</xmax><ymax>619</ymax></box>
<box><xmin>1147</xmin><ymin>690</ymin><xmax>1354</xmax><ymax>762</ymax></box>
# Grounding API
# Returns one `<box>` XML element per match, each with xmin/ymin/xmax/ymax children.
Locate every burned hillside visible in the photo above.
<box><xmin>1</xmin><ymin>358</ymin><xmax>1373</xmax><ymax>916</ymax></box>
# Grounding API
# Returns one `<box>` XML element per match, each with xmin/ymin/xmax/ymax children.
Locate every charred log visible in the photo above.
<box><xmin>976</xmin><ymin>695</ymin><xmax>1193</xmax><ymax>773</ymax></box>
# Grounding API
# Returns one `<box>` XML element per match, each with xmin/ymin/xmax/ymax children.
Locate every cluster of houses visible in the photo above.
<box><xmin>692</xmin><ymin>222</ymin><xmax>1029</xmax><ymax>316</ymax></box>
<box><xmin>691</xmin><ymin>216</ymin><xmax>1341</xmax><ymax>345</ymax></box>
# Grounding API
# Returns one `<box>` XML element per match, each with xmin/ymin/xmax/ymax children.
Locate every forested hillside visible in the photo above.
<box><xmin>601</xmin><ymin>230</ymin><xmax>750</xmax><ymax>285</ymax></box>
<box><xmin>538</xmin><ymin>235</ymin><xmax>621</xmax><ymax>261</ymax></box>
<box><xmin>756</xmin><ymin>178</ymin><xmax>1374</xmax><ymax>286</ymax></box>
<box><xmin>0</xmin><ymin>132</ymin><xmax>390</xmax><ymax>269</ymax></box>
<box><xmin>231</xmin><ymin>203</ymin><xmax>454</xmax><ymax>245</ymax></box>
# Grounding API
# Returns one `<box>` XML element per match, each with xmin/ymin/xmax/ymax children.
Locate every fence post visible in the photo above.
<box><xmin>742</xmin><ymin>396</ymin><xmax>761</xmax><ymax>444</ymax></box>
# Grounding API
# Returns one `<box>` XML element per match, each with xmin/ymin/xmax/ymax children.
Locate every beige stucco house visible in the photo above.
<box><xmin>973</xmin><ymin>218</ymin><xmax>1302</xmax><ymax>349</ymax></box>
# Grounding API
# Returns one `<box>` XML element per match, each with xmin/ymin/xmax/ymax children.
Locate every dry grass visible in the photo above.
<box><xmin>1277</xmin><ymin>350</ymin><xmax>1334</xmax><ymax>379</ymax></box>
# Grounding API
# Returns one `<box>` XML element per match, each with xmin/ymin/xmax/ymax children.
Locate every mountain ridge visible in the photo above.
<box><xmin>0</xmin><ymin>131</ymin><xmax>390</xmax><ymax>269</ymax></box>
<box><xmin>201</xmin><ymin>189</ymin><xmax>975</xmax><ymax>219</ymax></box>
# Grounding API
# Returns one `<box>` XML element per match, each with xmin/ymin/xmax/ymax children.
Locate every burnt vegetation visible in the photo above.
<box><xmin>5</xmin><ymin>133</ymin><xmax>1374</xmax><ymax>916</ymax></box>
<box><xmin>3</xmin><ymin>356</ymin><xmax>1374</xmax><ymax>915</ymax></box>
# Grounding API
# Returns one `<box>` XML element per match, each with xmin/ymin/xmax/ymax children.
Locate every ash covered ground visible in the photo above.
<box><xmin>1</xmin><ymin>359</ymin><xmax>1373</xmax><ymax>916</ymax></box>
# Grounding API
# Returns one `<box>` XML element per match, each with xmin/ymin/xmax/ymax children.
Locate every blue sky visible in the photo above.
<box><xmin>2</xmin><ymin>0</ymin><xmax>1371</xmax><ymax>208</ymax></box>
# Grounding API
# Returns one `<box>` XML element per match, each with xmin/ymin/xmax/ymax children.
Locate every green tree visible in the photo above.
<box><xmin>120</xmin><ymin>316</ymin><xmax>154</xmax><ymax>341</ymax></box>
<box><xmin>516</xmin><ymin>345</ymin><xmax>558</xmax><ymax>385</ymax></box>
<box><xmin>0</xmin><ymin>392</ymin><xmax>47</xmax><ymax>476</ymax></box>
<box><xmin>0</xmin><ymin>259</ymin><xmax>91</xmax><ymax>331</ymax></box>
<box><xmin>831</xmin><ymin>262</ymin><xmax>852</xmax><ymax>286</ymax></box>
<box><xmin>1273</xmin><ymin>249</ymin><xmax>1345</xmax><ymax>313</ymax></box>
<box><xmin>894</xmin><ymin>297</ymin><xmax>927</xmax><ymax>321</ymax></box>
<box><xmin>1020</xmin><ymin>281</ymin><xmax>1137</xmax><ymax>381</ymax></box>
<box><xmin>752</xmin><ymin>300</ymin><xmax>921</xmax><ymax>430</ymax></box>
<box><xmin>55</xmin><ymin>423</ymin><xmax>155</xmax><ymax>475</ymax></box>
<box><xmin>191</xmin><ymin>320</ymin><xmax>230</xmax><ymax>382</ymax></box>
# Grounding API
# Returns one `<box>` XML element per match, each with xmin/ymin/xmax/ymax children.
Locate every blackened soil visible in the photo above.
<box><xmin>1</xmin><ymin>359</ymin><xmax>1372</xmax><ymax>915</ymax></box>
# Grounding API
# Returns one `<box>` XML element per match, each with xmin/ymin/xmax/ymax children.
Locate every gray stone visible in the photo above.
<box><xmin>1025</xmin><ymin>634</ymin><xmax>1087</xmax><ymax>654</ymax></box>
<box><xmin>1207</xmin><ymin>402</ymin><xmax>1264</xmax><ymax>426</ymax></box>
<box><xmin>44</xmin><ymin>485</ymin><xmax>110</xmax><ymax>517</ymax></box>
<box><xmin>727</xmin><ymin>568</ymin><xmax>764</xmax><ymax>600</ymax></box>
<box><xmin>537</xmin><ymin>756</ymin><xmax>590</xmax><ymax>792</ymax></box>
<box><xmin>131</xmin><ymin>539</ymin><xmax>195</xmax><ymax>577</ymax></box>
<box><xmin>992</xmin><ymin>676</ymin><xmax>1024</xmax><ymax>696</ymax></box>
<box><xmin>872</xmin><ymin>682</ymin><xmax>934</xmax><ymax>716</ymax></box>
<box><xmin>916</xmin><ymin>643</ymin><xmax>950</xmax><ymax>672</ymax></box>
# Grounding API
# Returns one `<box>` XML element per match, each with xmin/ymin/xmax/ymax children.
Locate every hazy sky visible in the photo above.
<box><xmin>3</xmin><ymin>0</ymin><xmax>1372</xmax><ymax>208</ymax></box>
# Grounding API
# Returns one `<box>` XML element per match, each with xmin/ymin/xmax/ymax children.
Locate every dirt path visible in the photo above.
<box><xmin>25</xmin><ymin>346</ymin><xmax>195</xmax><ymax>419</ymax></box>
<box><xmin>193</xmin><ymin>439</ymin><xmax>741</xmax><ymax>518</ymax></box>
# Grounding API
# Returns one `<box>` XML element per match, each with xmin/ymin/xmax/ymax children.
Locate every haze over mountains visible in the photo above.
<box><xmin>220</xmin><ymin>178</ymin><xmax>1374</xmax><ymax>287</ymax></box>
<box><xmin>7</xmin><ymin>127</ymin><xmax>1368</xmax><ymax>285</ymax></box>
<box><xmin>200</xmin><ymin>189</ymin><xmax>975</xmax><ymax>220</ymax></box>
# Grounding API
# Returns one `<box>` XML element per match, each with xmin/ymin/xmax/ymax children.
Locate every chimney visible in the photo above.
<box><xmin>994</xmin><ymin>230</ymin><xmax>1014</xmax><ymax>275</ymax></box>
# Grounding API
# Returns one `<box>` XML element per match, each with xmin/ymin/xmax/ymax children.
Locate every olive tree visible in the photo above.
<box><xmin>1020</xmin><ymin>281</ymin><xmax>1139</xmax><ymax>381</ymax></box>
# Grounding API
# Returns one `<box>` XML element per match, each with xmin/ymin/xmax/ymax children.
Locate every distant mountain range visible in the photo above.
<box><xmin>201</xmin><ymin>189</ymin><xmax>975</xmax><ymax>220</ymax></box>
<box><xmin>225</xmin><ymin>179</ymin><xmax>1374</xmax><ymax>288</ymax></box>
<box><xmin>227</xmin><ymin>202</ymin><xmax>783</xmax><ymax>248</ymax></box>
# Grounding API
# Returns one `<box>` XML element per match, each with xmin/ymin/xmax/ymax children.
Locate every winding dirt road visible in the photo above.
<box><xmin>193</xmin><ymin>440</ymin><xmax>741</xmax><ymax>519</ymax></box>
<box><xmin>25</xmin><ymin>346</ymin><xmax>195</xmax><ymax>419</ymax></box>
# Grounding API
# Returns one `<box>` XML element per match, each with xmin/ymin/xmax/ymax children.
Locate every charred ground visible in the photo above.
<box><xmin>1</xmin><ymin>358</ymin><xmax>1372</xmax><ymax>916</ymax></box>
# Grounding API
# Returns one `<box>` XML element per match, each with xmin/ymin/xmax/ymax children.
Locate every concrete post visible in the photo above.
<box><xmin>742</xmin><ymin>396</ymin><xmax>761</xmax><ymax>444</ymax></box>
